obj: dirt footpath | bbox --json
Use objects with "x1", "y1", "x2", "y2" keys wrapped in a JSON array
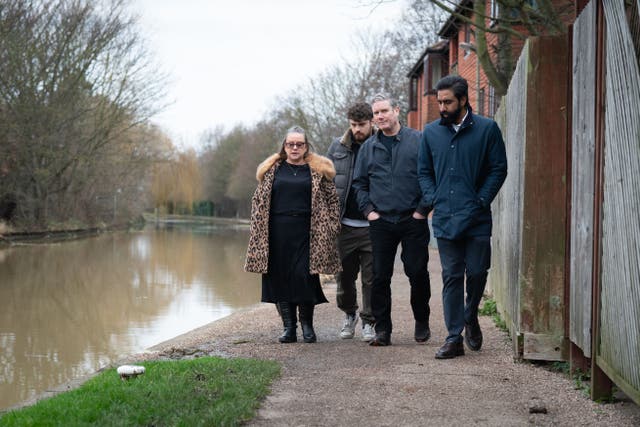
[{"x1": 150, "y1": 249, "x2": 640, "y2": 426}]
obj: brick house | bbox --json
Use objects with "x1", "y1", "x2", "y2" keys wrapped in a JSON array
[
  {"x1": 407, "y1": 0, "x2": 578, "y2": 130},
  {"x1": 407, "y1": 1, "x2": 505, "y2": 130},
  {"x1": 406, "y1": 40, "x2": 449, "y2": 130},
  {"x1": 438, "y1": 1, "x2": 511, "y2": 120}
]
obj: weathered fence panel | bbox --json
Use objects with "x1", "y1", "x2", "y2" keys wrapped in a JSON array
[
  {"x1": 490, "y1": 0, "x2": 640, "y2": 403},
  {"x1": 570, "y1": 0, "x2": 597, "y2": 356},
  {"x1": 520, "y1": 35, "x2": 569, "y2": 360},
  {"x1": 489, "y1": 45, "x2": 527, "y2": 353},
  {"x1": 598, "y1": 0, "x2": 640, "y2": 406},
  {"x1": 491, "y1": 35, "x2": 569, "y2": 360}
]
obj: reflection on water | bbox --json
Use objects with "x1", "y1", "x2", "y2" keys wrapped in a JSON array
[{"x1": 0, "y1": 224, "x2": 260, "y2": 410}]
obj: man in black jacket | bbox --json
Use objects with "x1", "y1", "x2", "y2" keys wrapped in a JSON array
[
  {"x1": 352, "y1": 93, "x2": 432, "y2": 346},
  {"x1": 327, "y1": 103, "x2": 376, "y2": 342}
]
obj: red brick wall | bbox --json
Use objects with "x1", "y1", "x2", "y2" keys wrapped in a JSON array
[
  {"x1": 423, "y1": 94, "x2": 440, "y2": 126},
  {"x1": 407, "y1": 63, "x2": 446, "y2": 130},
  {"x1": 449, "y1": 20, "x2": 497, "y2": 117},
  {"x1": 407, "y1": 111, "x2": 420, "y2": 130}
]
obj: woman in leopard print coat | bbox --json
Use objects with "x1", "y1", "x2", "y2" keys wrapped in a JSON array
[{"x1": 245, "y1": 126, "x2": 341, "y2": 344}]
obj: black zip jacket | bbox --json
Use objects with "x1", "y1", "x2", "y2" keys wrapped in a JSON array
[{"x1": 352, "y1": 126, "x2": 430, "y2": 223}]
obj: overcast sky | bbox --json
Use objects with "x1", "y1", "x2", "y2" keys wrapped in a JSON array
[{"x1": 133, "y1": 0, "x2": 406, "y2": 150}]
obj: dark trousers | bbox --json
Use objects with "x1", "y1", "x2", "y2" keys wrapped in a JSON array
[
  {"x1": 336, "y1": 225, "x2": 375, "y2": 325},
  {"x1": 437, "y1": 236, "x2": 491, "y2": 343},
  {"x1": 368, "y1": 217, "x2": 431, "y2": 335}
]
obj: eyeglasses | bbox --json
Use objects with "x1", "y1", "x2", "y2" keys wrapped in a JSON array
[{"x1": 285, "y1": 142, "x2": 306, "y2": 149}]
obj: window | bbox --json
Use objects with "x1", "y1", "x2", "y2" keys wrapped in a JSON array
[
  {"x1": 490, "y1": 0, "x2": 500, "y2": 27},
  {"x1": 490, "y1": 0, "x2": 499, "y2": 20},
  {"x1": 478, "y1": 88, "x2": 485, "y2": 116},
  {"x1": 463, "y1": 25, "x2": 472, "y2": 58},
  {"x1": 488, "y1": 85, "x2": 502, "y2": 118},
  {"x1": 431, "y1": 57, "x2": 442, "y2": 92},
  {"x1": 409, "y1": 77, "x2": 418, "y2": 111},
  {"x1": 424, "y1": 54, "x2": 447, "y2": 95},
  {"x1": 452, "y1": 35, "x2": 459, "y2": 63}
]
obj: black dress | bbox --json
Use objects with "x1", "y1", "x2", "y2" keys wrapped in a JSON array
[{"x1": 261, "y1": 162, "x2": 328, "y2": 305}]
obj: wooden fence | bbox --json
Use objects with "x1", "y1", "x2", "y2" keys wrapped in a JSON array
[
  {"x1": 597, "y1": 0, "x2": 640, "y2": 405},
  {"x1": 490, "y1": 0, "x2": 640, "y2": 405},
  {"x1": 490, "y1": 34, "x2": 569, "y2": 361},
  {"x1": 488, "y1": 46, "x2": 526, "y2": 354},
  {"x1": 570, "y1": 0, "x2": 596, "y2": 360}
]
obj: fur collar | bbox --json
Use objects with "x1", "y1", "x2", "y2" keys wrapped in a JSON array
[{"x1": 256, "y1": 152, "x2": 336, "y2": 181}]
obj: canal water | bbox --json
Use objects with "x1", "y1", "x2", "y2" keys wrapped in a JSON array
[{"x1": 0, "y1": 223, "x2": 261, "y2": 410}]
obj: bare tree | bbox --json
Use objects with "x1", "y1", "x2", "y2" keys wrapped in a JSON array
[
  {"x1": 270, "y1": 22, "x2": 439, "y2": 154},
  {"x1": 0, "y1": 0, "x2": 166, "y2": 228},
  {"x1": 198, "y1": 125, "x2": 247, "y2": 217},
  {"x1": 226, "y1": 121, "x2": 282, "y2": 218},
  {"x1": 193, "y1": 1, "x2": 447, "y2": 217}
]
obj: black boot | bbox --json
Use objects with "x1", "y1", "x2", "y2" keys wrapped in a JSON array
[
  {"x1": 277, "y1": 302, "x2": 297, "y2": 343},
  {"x1": 298, "y1": 304, "x2": 317, "y2": 343}
]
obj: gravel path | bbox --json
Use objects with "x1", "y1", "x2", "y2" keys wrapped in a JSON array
[{"x1": 148, "y1": 249, "x2": 640, "y2": 426}]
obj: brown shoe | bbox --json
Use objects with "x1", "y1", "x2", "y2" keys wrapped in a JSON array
[{"x1": 435, "y1": 341, "x2": 464, "y2": 359}]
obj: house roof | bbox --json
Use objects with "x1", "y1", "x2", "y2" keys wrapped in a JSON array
[
  {"x1": 438, "y1": 0, "x2": 473, "y2": 38},
  {"x1": 406, "y1": 40, "x2": 449, "y2": 78}
]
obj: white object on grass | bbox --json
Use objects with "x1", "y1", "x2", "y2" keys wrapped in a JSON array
[{"x1": 117, "y1": 365, "x2": 146, "y2": 380}]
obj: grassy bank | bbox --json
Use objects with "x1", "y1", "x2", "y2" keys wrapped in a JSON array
[{"x1": 1, "y1": 357, "x2": 280, "y2": 426}]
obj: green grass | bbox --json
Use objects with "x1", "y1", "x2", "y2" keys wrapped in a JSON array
[
  {"x1": 1, "y1": 357, "x2": 280, "y2": 427},
  {"x1": 549, "y1": 361, "x2": 571, "y2": 375},
  {"x1": 478, "y1": 296, "x2": 508, "y2": 332}
]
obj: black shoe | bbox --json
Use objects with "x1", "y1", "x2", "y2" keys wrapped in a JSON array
[
  {"x1": 299, "y1": 304, "x2": 317, "y2": 343},
  {"x1": 465, "y1": 322, "x2": 483, "y2": 351},
  {"x1": 300, "y1": 323, "x2": 316, "y2": 343},
  {"x1": 277, "y1": 302, "x2": 297, "y2": 343},
  {"x1": 435, "y1": 341, "x2": 465, "y2": 359},
  {"x1": 369, "y1": 331, "x2": 391, "y2": 346},
  {"x1": 414, "y1": 320, "x2": 431, "y2": 343},
  {"x1": 279, "y1": 328, "x2": 297, "y2": 343}
]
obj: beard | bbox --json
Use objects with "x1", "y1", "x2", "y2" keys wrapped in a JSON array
[
  {"x1": 353, "y1": 132, "x2": 367, "y2": 142},
  {"x1": 440, "y1": 105, "x2": 462, "y2": 126}
]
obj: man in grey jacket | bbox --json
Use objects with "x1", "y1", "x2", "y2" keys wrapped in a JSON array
[
  {"x1": 352, "y1": 93, "x2": 432, "y2": 346},
  {"x1": 327, "y1": 102, "x2": 376, "y2": 341}
]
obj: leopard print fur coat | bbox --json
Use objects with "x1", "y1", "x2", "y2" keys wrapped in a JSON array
[{"x1": 244, "y1": 152, "x2": 341, "y2": 275}]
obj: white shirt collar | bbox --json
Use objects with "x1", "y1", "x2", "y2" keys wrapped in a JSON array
[{"x1": 452, "y1": 108, "x2": 469, "y2": 132}]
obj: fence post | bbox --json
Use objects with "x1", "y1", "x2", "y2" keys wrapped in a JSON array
[{"x1": 590, "y1": 0, "x2": 612, "y2": 401}]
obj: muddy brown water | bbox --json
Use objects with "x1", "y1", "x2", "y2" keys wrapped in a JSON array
[{"x1": 0, "y1": 223, "x2": 260, "y2": 410}]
